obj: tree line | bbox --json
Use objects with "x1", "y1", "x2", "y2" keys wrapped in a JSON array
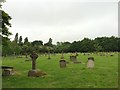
[{"x1": 2, "y1": 33, "x2": 120, "y2": 56}]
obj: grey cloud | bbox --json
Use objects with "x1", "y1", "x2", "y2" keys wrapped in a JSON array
[{"x1": 2, "y1": 0, "x2": 118, "y2": 44}]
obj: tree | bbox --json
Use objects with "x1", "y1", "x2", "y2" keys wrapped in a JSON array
[
  {"x1": 22, "y1": 45, "x2": 29, "y2": 58},
  {"x1": 14, "y1": 33, "x2": 18, "y2": 43},
  {"x1": 56, "y1": 42, "x2": 71, "y2": 53},
  {"x1": 0, "y1": 0, "x2": 12, "y2": 38},
  {"x1": 94, "y1": 43, "x2": 103, "y2": 52},
  {"x1": 11, "y1": 41, "x2": 22, "y2": 56},
  {"x1": 0, "y1": 1, "x2": 13, "y2": 56},
  {"x1": 68, "y1": 41, "x2": 80, "y2": 52},
  {"x1": 31, "y1": 40, "x2": 43, "y2": 46},
  {"x1": 0, "y1": 10, "x2": 12, "y2": 37},
  {"x1": 24, "y1": 37, "x2": 29, "y2": 45},
  {"x1": 18, "y1": 36, "x2": 23, "y2": 46},
  {"x1": 44, "y1": 38, "x2": 53, "y2": 47}
]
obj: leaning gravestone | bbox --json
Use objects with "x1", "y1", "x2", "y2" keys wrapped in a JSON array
[
  {"x1": 87, "y1": 57, "x2": 94, "y2": 68},
  {"x1": 59, "y1": 60, "x2": 66, "y2": 68}
]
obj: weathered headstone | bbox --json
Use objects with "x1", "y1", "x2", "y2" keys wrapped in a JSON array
[
  {"x1": 70, "y1": 55, "x2": 77, "y2": 61},
  {"x1": 28, "y1": 51, "x2": 38, "y2": 76},
  {"x1": 28, "y1": 51, "x2": 47, "y2": 77},
  {"x1": 30, "y1": 51, "x2": 38, "y2": 70},
  {"x1": 61, "y1": 52, "x2": 64, "y2": 59},
  {"x1": 48, "y1": 52, "x2": 51, "y2": 59},
  {"x1": 2, "y1": 66, "x2": 15, "y2": 76},
  {"x1": 87, "y1": 57, "x2": 94, "y2": 68},
  {"x1": 59, "y1": 60, "x2": 66, "y2": 68}
]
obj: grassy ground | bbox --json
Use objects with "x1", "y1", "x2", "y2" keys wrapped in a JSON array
[{"x1": 2, "y1": 53, "x2": 118, "y2": 88}]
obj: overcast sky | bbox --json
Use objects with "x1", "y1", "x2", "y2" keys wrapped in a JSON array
[{"x1": 2, "y1": 0, "x2": 118, "y2": 44}]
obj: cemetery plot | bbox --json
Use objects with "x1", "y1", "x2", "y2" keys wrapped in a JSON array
[{"x1": 2, "y1": 53, "x2": 118, "y2": 88}]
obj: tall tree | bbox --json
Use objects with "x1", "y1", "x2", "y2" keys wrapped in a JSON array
[
  {"x1": 0, "y1": 0, "x2": 13, "y2": 56},
  {"x1": 14, "y1": 33, "x2": 18, "y2": 43},
  {"x1": 18, "y1": 36, "x2": 23, "y2": 46},
  {"x1": 44, "y1": 38, "x2": 53, "y2": 47},
  {"x1": 0, "y1": 5, "x2": 12, "y2": 37},
  {"x1": 24, "y1": 37, "x2": 29, "y2": 45}
]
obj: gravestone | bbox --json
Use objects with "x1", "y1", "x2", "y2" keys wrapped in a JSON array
[
  {"x1": 59, "y1": 60, "x2": 66, "y2": 68},
  {"x1": 2, "y1": 66, "x2": 15, "y2": 76},
  {"x1": 2, "y1": 69, "x2": 14, "y2": 76},
  {"x1": 48, "y1": 52, "x2": 51, "y2": 59},
  {"x1": 87, "y1": 57, "x2": 94, "y2": 68},
  {"x1": 28, "y1": 51, "x2": 47, "y2": 77},
  {"x1": 70, "y1": 55, "x2": 77, "y2": 61},
  {"x1": 28, "y1": 51, "x2": 38, "y2": 76},
  {"x1": 30, "y1": 51, "x2": 38, "y2": 70},
  {"x1": 61, "y1": 52, "x2": 64, "y2": 59}
]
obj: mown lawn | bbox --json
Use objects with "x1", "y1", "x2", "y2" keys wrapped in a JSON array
[{"x1": 2, "y1": 53, "x2": 118, "y2": 88}]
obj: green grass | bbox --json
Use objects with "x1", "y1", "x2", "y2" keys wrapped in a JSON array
[{"x1": 2, "y1": 53, "x2": 118, "y2": 88}]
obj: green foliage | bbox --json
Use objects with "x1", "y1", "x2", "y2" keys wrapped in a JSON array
[
  {"x1": 54, "y1": 42, "x2": 71, "y2": 53},
  {"x1": 14, "y1": 33, "x2": 18, "y2": 43},
  {"x1": 44, "y1": 38, "x2": 53, "y2": 47},
  {"x1": 1, "y1": 10, "x2": 12, "y2": 37},
  {"x1": 31, "y1": 40, "x2": 43, "y2": 46},
  {"x1": 2, "y1": 36, "x2": 120, "y2": 56},
  {"x1": 24, "y1": 37, "x2": 29, "y2": 45},
  {"x1": 18, "y1": 36, "x2": 23, "y2": 46}
]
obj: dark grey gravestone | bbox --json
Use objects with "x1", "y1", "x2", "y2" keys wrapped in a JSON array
[
  {"x1": 70, "y1": 56, "x2": 77, "y2": 61},
  {"x1": 28, "y1": 51, "x2": 40, "y2": 77},
  {"x1": 59, "y1": 60, "x2": 66, "y2": 68}
]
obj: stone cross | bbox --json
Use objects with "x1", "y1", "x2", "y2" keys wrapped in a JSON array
[{"x1": 30, "y1": 51, "x2": 38, "y2": 70}]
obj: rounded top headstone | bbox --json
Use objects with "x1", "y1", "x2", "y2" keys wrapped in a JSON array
[{"x1": 59, "y1": 60, "x2": 66, "y2": 62}]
